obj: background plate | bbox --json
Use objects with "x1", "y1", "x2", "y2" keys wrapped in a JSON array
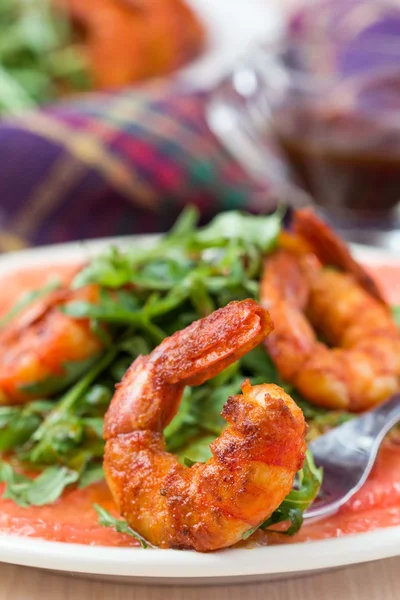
[{"x1": 0, "y1": 237, "x2": 398, "y2": 585}]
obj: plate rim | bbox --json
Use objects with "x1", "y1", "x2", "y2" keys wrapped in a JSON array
[
  {"x1": 0, "y1": 526, "x2": 398, "y2": 578},
  {"x1": 0, "y1": 234, "x2": 399, "y2": 267},
  {"x1": 0, "y1": 235, "x2": 399, "y2": 579}
]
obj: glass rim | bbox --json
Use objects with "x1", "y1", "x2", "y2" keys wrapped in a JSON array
[
  {"x1": 257, "y1": 33, "x2": 400, "y2": 60},
  {"x1": 288, "y1": 0, "x2": 400, "y2": 50},
  {"x1": 229, "y1": 42, "x2": 400, "y2": 121},
  {"x1": 238, "y1": 35, "x2": 400, "y2": 95}
]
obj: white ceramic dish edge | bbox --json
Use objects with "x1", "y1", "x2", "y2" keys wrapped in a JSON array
[{"x1": 0, "y1": 526, "x2": 398, "y2": 580}]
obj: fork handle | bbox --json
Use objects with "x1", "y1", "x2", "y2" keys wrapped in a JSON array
[{"x1": 357, "y1": 391, "x2": 400, "y2": 439}]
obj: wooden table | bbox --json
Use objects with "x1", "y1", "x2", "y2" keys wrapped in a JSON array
[{"x1": 0, "y1": 557, "x2": 398, "y2": 600}]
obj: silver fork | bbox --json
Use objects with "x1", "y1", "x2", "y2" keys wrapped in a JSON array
[{"x1": 305, "y1": 393, "x2": 400, "y2": 519}]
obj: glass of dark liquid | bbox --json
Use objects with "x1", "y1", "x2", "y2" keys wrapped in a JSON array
[{"x1": 208, "y1": 6, "x2": 400, "y2": 247}]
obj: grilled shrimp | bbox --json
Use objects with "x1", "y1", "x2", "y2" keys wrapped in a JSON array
[
  {"x1": 292, "y1": 208, "x2": 385, "y2": 303},
  {"x1": 0, "y1": 286, "x2": 103, "y2": 405},
  {"x1": 103, "y1": 299, "x2": 306, "y2": 551},
  {"x1": 262, "y1": 211, "x2": 400, "y2": 411}
]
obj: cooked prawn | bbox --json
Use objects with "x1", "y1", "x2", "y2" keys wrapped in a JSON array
[
  {"x1": 292, "y1": 208, "x2": 385, "y2": 303},
  {"x1": 261, "y1": 211, "x2": 400, "y2": 411},
  {"x1": 0, "y1": 286, "x2": 103, "y2": 406},
  {"x1": 103, "y1": 299, "x2": 306, "y2": 551}
]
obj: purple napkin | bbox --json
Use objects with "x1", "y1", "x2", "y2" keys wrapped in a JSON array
[{"x1": 0, "y1": 83, "x2": 266, "y2": 251}]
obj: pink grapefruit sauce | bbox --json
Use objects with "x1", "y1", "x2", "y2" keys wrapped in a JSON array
[{"x1": 0, "y1": 263, "x2": 399, "y2": 548}]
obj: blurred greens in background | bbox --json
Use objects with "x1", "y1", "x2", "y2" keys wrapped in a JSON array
[{"x1": 0, "y1": 0, "x2": 91, "y2": 116}]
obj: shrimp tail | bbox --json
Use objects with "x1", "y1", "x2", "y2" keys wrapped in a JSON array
[
  {"x1": 104, "y1": 299, "x2": 273, "y2": 438},
  {"x1": 293, "y1": 208, "x2": 386, "y2": 304}
]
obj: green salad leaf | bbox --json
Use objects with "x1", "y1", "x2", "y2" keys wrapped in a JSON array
[
  {"x1": 0, "y1": 401, "x2": 53, "y2": 452},
  {"x1": 258, "y1": 507, "x2": 304, "y2": 537},
  {"x1": 194, "y1": 210, "x2": 282, "y2": 253},
  {"x1": 392, "y1": 305, "x2": 400, "y2": 328},
  {"x1": 0, "y1": 277, "x2": 60, "y2": 328},
  {"x1": 0, "y1": 462, "x2": 78, "y2": 507},
  {"x1": 93, "y1": 504, "x2": 149, "y2": 548},
  {"x1": 242, "y1": 451, "x2": 323, "y2": 540},
  {"x1": 281, "y1": 451, "x2": 323, "y2": 513},
  {"x1": 0, "y1": 0, "x2": 91, "y2": 116},
  {"x1": 78, "y1": 464, "x2": 104, "y2": 489},
  {"x1": 19, "y1": 356, "x2": 101, "y2": 397}
]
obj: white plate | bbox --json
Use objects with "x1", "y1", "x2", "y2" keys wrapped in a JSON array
[
  {"x1": 176, "y1": 0, "x2": 284, "y2": 89},
  {"x1": 0, "y1": 237, "x2": 399, "y2": 585}
]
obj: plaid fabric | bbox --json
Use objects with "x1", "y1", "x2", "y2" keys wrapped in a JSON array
[{"x1": 0, "y1": 83, "x2": 268, "y2": 250}]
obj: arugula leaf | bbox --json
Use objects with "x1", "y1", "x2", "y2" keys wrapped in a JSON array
[
  {"x1": 281, "y1": 451, "x2": 323, "y2": 512},
  {"x1": 188, "y1": 277, "x2": 215, "y2": 317},
  {"x1": 27, "y1": 414, "x2": 85, "y2": 464},
  {"x1": 0, "y1": 0, "x2": 91, "y2": 116},
  {"x1": 72, "y1": 209, "x2": 279, "y2": 298},
  {"x1": 19, "y1": 356, "x2": 100, "y2": 397},
  {"x1": 73, "y1": 247, "x2": 134, "y2": 289},
  {"x1": 0, "y1": 277, "x2": 60, "y2": 327},
  {"x1": 242, "y1": 451, "x2": 323, "y2": 540},
  {"x1": 392, "y1": 305, "x2": 400, "y2": 328},
  {"x1": 241, "y1": 526, "x2": 259, "y2": 540},
  {"x1": 78, "y1": 384, "x2": 113, "y2": 413},
  {"x1": 84, "y1": 418, "x2": 104, "y2": 438},
  {"x1": 25, "y1": 466, "x2": 79, "y2": 506},
  {"x1": 189, "y1": 380, "x2": 242, "y2": 436},
  {"x1": 0, "y1": 462, "x2": 32, "y2": 507},
  {"x1": 259, "y1": 506, "x2": 304, "y2": 536},
  {"x1": 62, "y1": 290, "x2": 174, "y2": 343},
  {"x1": 0, "y1": 462, "x2": 78, "y2": 507},
  {"x1": 241, "y1": 347, "x2": 280, "y2": 381},
  {"x1": 90, "y1": 319, "x2": 113, "y2": 347},
  {"x1": 178, "y1": 435, "x2": 215, "y2": 464},
  {"x1": 65, "y1": 443, "x2": 104, "y2": 473},
  {"x1": 35, "y1": 350, "x2": 117, "y2": 433},
  {"x1": 61, "y1": 300, "x2": 136, "y2": 324},
  {"x1": 167, "y1": 205, "x2": 199, "y2": 241},
  {"x1": 165, "y1": 424, "x2": 201, "y2": 454},
  {"x1": 78, "y1": 463, "x2": 104, "y2": 488},
  {"x1": 195, "y1": 211, "x2": 282, "y2": 253},
  {"x1": 210, "y1": 361, "x2": 239, "y2": 388},
  {"x1": 118, "y1": 336, "x2": 151, "y2": 358},
  {"x1": 25, "y1": 349, "x2": 117, "y2": 464},
  {"x1": 164, "y1": 389, "x2": 192, "y2": 441},
  {"x1": 257, "y1": 451, "x2": 322, "y2": 538},
  {"x1": 93, "y1": 504, "x2": 148, "y2": 548},
  {"x1": 0, "y1": 407, "x2": 20, "y2": 429},
  {"x1": 141, "y1": 287, "x2": 189, "y2": 319},
  {"x1": 0, "y1": 401, "x2": 53, "y2": 452}
]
